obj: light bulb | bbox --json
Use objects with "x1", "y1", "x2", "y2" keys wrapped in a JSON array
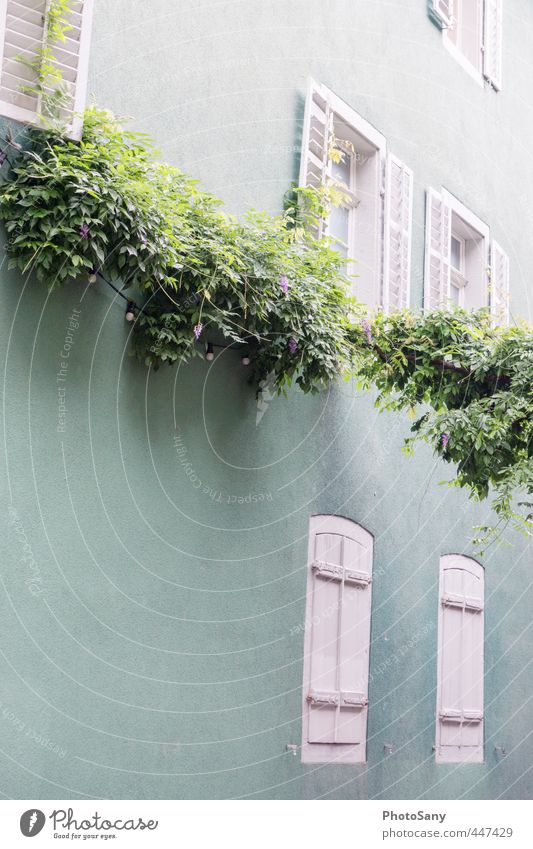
[
  {"x1": 88, "y1": 273, "x2": 97, "y2": 284},
  {"x1": 205, "y1": 343, "x2": 214, "y2": 361},
  {"x1": 125, "y1": 301, "x2": 136, "y2": 322},
  {"x1": 241, "y1": 355, "x2": 251, "y2": 366}
]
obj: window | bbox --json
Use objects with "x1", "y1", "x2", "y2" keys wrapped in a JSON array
[
  {"x1": 424, "y1": 188, "x2": 509, "y2": 323},
  {"x1": 300, "y1": 80, "x2": 413, "y2": 311},
  {"x1": 0, "y1": 0, "x2": 95, "y2": 139},
  {"x1": 301, "y1": 515, "x2": 373, "y2": 764},
  {"x1": 436, "y1": 555, "x2": 484, "y2": 763},
  {"x1": 431, "y1": 0, "x2": 503, "y2": 89}
]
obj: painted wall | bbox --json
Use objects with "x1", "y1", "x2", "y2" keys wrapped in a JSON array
[{"x1": 0, "y1": 0, "x2": 531, "y2": 799}]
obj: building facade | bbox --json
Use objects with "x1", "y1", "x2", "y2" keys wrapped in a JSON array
[{"x1": 0, "y1": 0, "x2": 531, "y2": 799}]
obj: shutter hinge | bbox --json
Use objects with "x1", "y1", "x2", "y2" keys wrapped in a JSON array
[
  {"x1": 340, "y1": 691, "x2": 368, "y2": 708},
  {"x1": 308, "y1": 690, "x2": 367, "y2": 708},
  {"x1": 312, "y1": 560, "x2": 371, "y2": 586},
  {"x1": 307, "y1": 690, "x2": 339, "y2": 706},
  {"x1": 440, "y1": 709, "x2": 483, "y2": 723},
  {"x1": 312, "y1": 560, "x2": 343, "y2": 581},
  {"x1": 442, "y1": 594, "x2": 483, "y2": 612}
]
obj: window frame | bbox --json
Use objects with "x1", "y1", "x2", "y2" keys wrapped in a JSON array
[{"x1": 442, "y1": 0, "x2": 485, "y2": 87}]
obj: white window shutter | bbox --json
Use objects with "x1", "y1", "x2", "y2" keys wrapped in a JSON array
[
  {"x1": 299, "y1": 79, "x2": 331, "y2": 238},
  {"x1": 490, "y1": 240, "x2": 510, "y2": 326},
  {"x1": 436, "y1": 555, "x2": 484, "y2": 764},
  {"x1": 383, "y1": 154, "x2": 413, "y2": 312},
  {"x1": 301, "y1": 515, "x2": 373, "y2": 764},
  {"x1": 299, "y1": 78, "x2": 330, "y2": 190},
  {"x1": 424, "y1": 189, "x2": 451, "y2": 310},
  {"x1": 483, "y1": 0, "x2": 503, "y2": 90},
  {"x1": 431, "y1": 0, "x2": 455, "y2": 28},
  {"x1": 0, "y1": 0, "x2": 94, "y2": 139}
]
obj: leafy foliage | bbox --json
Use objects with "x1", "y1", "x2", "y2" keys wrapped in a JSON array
[
  {"x1": 0, "y1": 107, "x2": 531, "y2": 540},
  {"x1": 352, "y1": 309, "x2": 533, "y2": 542},
  {"x1": 0, "y1": 108, "x2": 359, "y2": 395}
]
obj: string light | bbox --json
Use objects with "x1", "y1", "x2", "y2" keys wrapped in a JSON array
[
  {"x1": 241, "y1": 355, "x2": 251, "y2": 366},
  {"x1": 125, "y1": 301, "x2": 136, "y2": 322},
  {"x1": 205, "y1": 342, "x2": 214, "y2": 361}
]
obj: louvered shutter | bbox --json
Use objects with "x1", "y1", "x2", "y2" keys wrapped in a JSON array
[
  {"x1": 302, "y1": 515, "x2": 373, "y2": 764},
  {"x1": 483, "y1": 0, "x2": 503, "y2": 90},
  {"x1": 383, "y1": 154, "x2": 413, "y2": 312},
  {"x1": 489, "y1": 240, "x2": 509, "y2": 326},
  {"x1": 424, "y1": 189, "x2": 451, "y2": 310},
  {"x1": 436, "y1": 555, "x2": 484, "y2": 764},
  {"x1": 430, "y1": 0, "x2": 454, "y2": 28},
  {"x1": 299, "y1": 79, "x2": 331, "y2": 238},
  {"x1": 0, "y1": 0, "x2": 94, "y2": 139}
]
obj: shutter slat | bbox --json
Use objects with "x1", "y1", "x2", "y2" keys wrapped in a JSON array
[
  {"x1": 490, "y1": 240, "x2": 509, "y2": 326},
  {"x1": 0, "y1": 0, "x2": 94, "y2": 138},
  {"x1": 383, "y1": 154, "x2": 413, "y2": 312},
  {"x1": 299, "y1": 79, "x2": 331, "y2": 236},
  {"x1": 483, "y1": 0, "x2": 503, "y2": 90},
  {"x1": 424, "y1": 189, "x2": 451, "y2": 310}
]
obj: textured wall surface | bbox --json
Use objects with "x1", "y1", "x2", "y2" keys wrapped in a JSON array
[{"x1": 0, "y1": 0, "x2": 531, "y2": 799}]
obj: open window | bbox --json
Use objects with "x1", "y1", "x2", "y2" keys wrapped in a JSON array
[
  {"x1": 436, "y1": 554, "x2": 484, "y2": 763},
  {"x1": 301, "y1": 514, "x2": 373, "y2": 764},
  {"x1": 0, "y1": 0, "x2": 95, "y2": 139},
  {"x1": 431, "y1": 0, "x2": 503, "y2": 90},
  {"x1": 299, "y1": 80, "x2": 413, "y2": 311},
  {"x1": 424, "y1": 188, "x2": 509, "y2": 322}
]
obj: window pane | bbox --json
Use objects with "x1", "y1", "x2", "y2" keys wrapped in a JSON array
[
  {"x1": 451, "y1": 235, "x2": 462, "y2": 269},
  {"x1": 331, "y1": 153, "x2": 351, "y2": 186},
  {"x1": 329, "y1": 203, "x2": 350, "y2": 245}
]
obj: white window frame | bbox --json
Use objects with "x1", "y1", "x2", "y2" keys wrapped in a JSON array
[
  {"x1": 299, "y1": 79, "x2": 413, "y2": 312},
  {"x1": 425, "y1": 187, "x2": 491, "y2": 311},
  {"x1": 301, "y1": 514, "x2": 373, "y2": 765},
  {"x1": 444, "y1": 189, "x2": 490, "y2": 310},
  {"x1": 438, "y1": 0, "x2": 503, "y2": 90},
  {"x1": 436, "y1": 554, "x2": 484, "y2": 764},
  {"x1": 442, "y1": 0, "x2": 485, "y2": 87}
]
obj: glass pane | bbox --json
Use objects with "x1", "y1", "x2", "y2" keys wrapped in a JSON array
[
  {"x1": 329, "y1": 203, "x2": 350, "y2": 245},
  {"x1": 450, "y1": 282, "x2": 460, "y2": 304},
  {"x1": 451, "y1": 235, "x2": 462, "y2": 270},
  {"x1": 331, "y1": 153, "x2": 351, "y2": 186}
]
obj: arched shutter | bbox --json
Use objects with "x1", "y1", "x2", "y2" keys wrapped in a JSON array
[
  {"x1": 489, "y1": 240, "x2": 509, "y2": 326},
  {"x1": 436, "y1": 555, "x2": 484, "y2": 763},
  {"x1": 383, "y1": 154, "x2": 413, "y2": 311},
  {"x1": 424, "y1": 189, "x2": 451, "y2": 310},
  {"x1": 302, "y1": 515, "x2": 373, "y2": 764},
  {"x1": 0, "y1": 0, "x2": 94, "y2": 139},
  {"x1": 483, "y1": 0, "x2": 503, "y2": 90}
]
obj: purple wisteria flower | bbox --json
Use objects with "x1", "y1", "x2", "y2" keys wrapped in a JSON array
[
  {"x1": 440, "y1": 433, "x2": 449, "y2": 449},
  {"x1": 193, "y1": 322, "x2": 203, "y2": 340},
  {"x1": 279, "y1": 274, "x2": 289, "y2": 295},
  {"x1": 287, "y1": 337, "x2": 298, "y2": 354},
  {"x1": 361, "y1": 319, "x2": 373, "y2": 345},
  {"x1": 79, "y1": 223, "x2": 90, "y2": 240},
  {"x1": 0, "y1": 150, "x2": 7, "y2": 166}
]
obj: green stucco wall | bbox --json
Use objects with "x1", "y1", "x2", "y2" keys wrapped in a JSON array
[{"x1": 0, "y1": 0, "x2": 531, "y2": 799}]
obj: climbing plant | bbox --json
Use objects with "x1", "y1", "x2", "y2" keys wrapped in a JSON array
[
  {"x1": 19, "y1": 0, "x2": 76, "y2": 130},
  {"x1": 0, "y1": 107, "x2": 531, "y2": 542}
]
